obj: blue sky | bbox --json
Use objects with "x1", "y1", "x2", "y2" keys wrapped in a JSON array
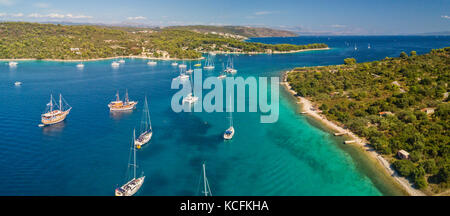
[{"x1": 0, "y1": 0, "x2": 449, "y2": 35}]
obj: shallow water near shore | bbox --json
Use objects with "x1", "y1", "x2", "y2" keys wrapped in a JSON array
[{"x1": 0, "y1": 36, "x2": 448, "y2": 195}]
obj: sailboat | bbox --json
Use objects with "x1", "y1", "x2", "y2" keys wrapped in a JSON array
[
  {"x1": 118, "y1": 58, "x2": 125, "y2": 64},
  {"x1": 41, "y1": 94, "x2": 72, "y2": 126},
  {"x1": 171, "y1": 62, "x2": 178, "y2": 66},
  {"x1": 368, "y1": 43, "x2": 371, "y2": 49},
  {"x1": 135, "y1": 97, "x2": 152, "y2": 149},
  {"x1": 147, "y1": 61, "x2": 157, "y2": 66},
  {"x1": 174, "y1": 68, "x2": 190, "y2": 80},
  {"x1": 182, "y1": 77, "x2": 199, "y2": 104},
  {"x1": 186, "y1": 63, "x2": 194, "y2": 74},
  {"x1": 217, "y1": 63, "x2": 226, "y2": 79},
  {"x1": 223, "y1": 97, "x2": 235, "y2": 140},
  {"x1": 203, "y1": 55, "x2": 215, "y2": 69},
  {"x1": 8, "y1": 61, "x2": 18, "y2": 67},
  {"x1": 111, "y1": 61, "x2": 120, "y2": 67},
  {"x1": 224, "y1": 56, "x2": 237, "y2": 73},
  {"x1": 178, "y1": 61, "x2": 187, "y2": 68},
  {"x1": 108, "y1": 90, "x2": 138, "y2": 111},
  {"x1": 354, "y1": 44, "x2": 358, "y2": 51},
  {"x1": 200, "y1": 162, "x2": 212, "y2": 196},
  {"x1": 76, "y1": 61, "x2": 84, "y2": 68},
  {"x1": 115, "y1": 129, "x2": 145, "y2": 196}
]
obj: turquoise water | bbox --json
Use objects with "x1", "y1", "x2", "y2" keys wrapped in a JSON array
[{"x1": 0, "y1": 36, "x2": 448, "y2": 195}]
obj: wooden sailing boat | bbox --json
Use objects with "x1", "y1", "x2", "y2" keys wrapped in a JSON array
[
  {"x1": 40, "y1": 94, "x2": 72, "y2": 126},
  {"x1": 223, "y1": 97, "x2": 234, "y2": 140},
  {"x1": 108, "y1": 90, "x2": 138, "y2": 111},
  {"x1": 135, "y1": 97, "x2": 152, "y2": 149},
  {"x1": 115, "y1": 129, "x2": 145, "y2": 196},
  {"x1": 200, "y1": 162, "x2": 212, "y2": 196}
]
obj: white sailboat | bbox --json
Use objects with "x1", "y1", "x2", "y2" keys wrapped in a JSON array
[
  {"x1": 368, "y1": 43, "x2": 371, "y2": 49},
  {"x1": 174, "y1": 68, "x2": 190, "y2": 80},
  {"x1": 178, "y1": 61, "x2": 187, "y2": 68},
  {"x1": 118, "y1": 59, "x2": 125, "y2": 64},
  {"x1": 8, "y1": 61, "x2": 18, "y2": 67},
  {"x1": 186, "y1": 63, "x2": 194, "y2": 74},
  {"x1": 354, "y1": 44, "x2": 358, "y2": 51},
  {"x1": 224, "y1": 56, "x2": 237, "y2": 73},
  {"x1": 111, "y1": 61, "x2": 120, "y2": 67},
  {"x1": 14, "y1": 81, "x2": 22, "y2": 86},
  {"x1": 76, "y1": 61, "x2": 84, "y2": 68},
  {"x1": 115, "y1": 129, "x2": 145, "y2": 196},
  {"x1": 217, "y1": 63, "x2": 226, "y2": 79},
  {"x1": 135, "y1": 97, "x2": 152, "y2": 149},
  {"x1": 200, "y1": 162, "x2": 212, "y2": 196},
  {"x1": 147, "y1": 61, "x2": 157, "y2": 65},
  {"x1": 223, "y1": 98, "x2": 234, "y2": 140},
  {"x1": 203, "y1": 55, "x2": 215, "y2": 69},
  {"x1": 171, "y1": 62, "x2": 178, "y2": 66},
  {"x1": 182, "y1": 77, "x2": 198, "y2": 104}
]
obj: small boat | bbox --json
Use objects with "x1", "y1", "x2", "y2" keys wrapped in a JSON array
[
  {"x1": 8, "y1": 61, "x2": 18, "y2": 67},
  {"x1": 200, "y1": 162, "x2": 212, "y2": 196},
  {"x1": 41, "y1": 94, "x2": 72, "y2": 126},
  {"x1": 209, "y1": 52, "x2": 216, "y2": 56},
  {"x1": 111, "y1": 61, "x2": 120, "y2": 67},
  {"x1": 108, "y1": 90, "x2": 138, "y2": 111},
  {"x1": 174, "y1": 68, "x2": 190, "y2": 80},
  {"x1": 135, "y1": 97, "x2": 152, "y2": 149},
  {"x1": 186, "y1": 69, "x2": 194, "y2": 74},
  {"x1": 354, "y1": 44, "x2": 358, "y2": 51},
  {"x1": 14, "y1": 81, "x2": 22, "y2": 86},
  {"x1": 171, "y1": 62, "x2": 178, "y2": 66},
  {"x1": 368, "y1": 43, "x2": 371, "y2": 49},
  {"x1": 118, "y1": 59, "x2": 125, "y2": 64},
  {"x1": 115, "y1": 130, "x2": 145, "y2": 196},
  {"x1": 147, "y1": 61, "x2": 157, "y2": 65},
  {"x1": 182, "y1": 93, "x2": 199, "y2": 105},
  {"x1": 217, "y1": 74, "x2": 226, "y2": 79},
  {"x1": 76, "y1": 63, "x2": 84, "y2": 68},
  {"x1": 223, "y1": 98, "x2": 235, "y2": 140},
  {"x1": 194, "y1": 63, "x2": 201, "y2": 67}
]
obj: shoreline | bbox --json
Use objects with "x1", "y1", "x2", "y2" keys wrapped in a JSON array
[
  {"x1": 0, "y1": 48, "x2": 330, "y2": 63},
  {"x1": 281, "y1": 70, "x2": 426, "y2": 196},
  {"x1": 0, "y1": 55, "x2": 204, "y2": 62},
  {"x1": 204, "y1": 47, "x2": 330, "y2": 55}
]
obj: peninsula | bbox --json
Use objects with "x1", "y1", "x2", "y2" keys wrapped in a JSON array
[
  {"x1": 0, "y1": 22, "x2": 327, "y2": 61},
  {"x1": 285, "y1": 48, "x2": 449, "y2": 195}
]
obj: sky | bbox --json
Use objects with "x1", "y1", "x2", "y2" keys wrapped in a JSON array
[{"x1": 0, "y1": 0, "x2": 449, "y2": 35}]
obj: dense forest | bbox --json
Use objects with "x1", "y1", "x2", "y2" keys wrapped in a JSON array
[
  {"x1": 0, "y1": 22, "x2": 327, "y2": 60},
  {"x1": 287, "y1": 48, "x2": 449, "y2": 193}
]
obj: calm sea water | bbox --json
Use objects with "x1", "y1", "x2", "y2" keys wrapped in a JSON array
[{"x1": 0, "y1": 36, "x2": 448, "y2": 196}]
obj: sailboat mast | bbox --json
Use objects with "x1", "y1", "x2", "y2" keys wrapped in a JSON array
[
  {"x1": 133, "y1": 129, "x2": 136, "y2": 180},
  {"x1": 203, "y1": 163, "x2": 207, "y2": 196},
  {"x1": 50, "y1": 94, "x2": 53, "y2": 112},
  {"x1": 116, "y1": 91, "x2": 120, "y2": 102},
  {"x1": 125, "y1": 89, "x2": 129, "y2": 103},
  {"x1": 59, "y1": 94, "x2": 62, "y2": 111}
]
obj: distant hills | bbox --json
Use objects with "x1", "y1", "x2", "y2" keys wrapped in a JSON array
[
  {"x1": 417, "y1": 31, "x2": 450, "y2": 36},
  {"x1": 164, "y1": 25, "x2": 299, "y2": 38}
]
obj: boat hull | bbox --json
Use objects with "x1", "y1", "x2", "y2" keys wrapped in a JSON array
[
  {"x1": 41, "y1": 109, "x2": 71, "y2": 125},
  {"x1": 223, "y1": 127, "x2": 235, "y2": 140},
  {"x1": 135, "y1": 131, "x2": 152, "y2": 148},
  {"x1": 108, "y1": 102, "x2": 137, "y2": 111},
  {"x1": 115, "y1": 176, "x2": 145, "y2": 196}
]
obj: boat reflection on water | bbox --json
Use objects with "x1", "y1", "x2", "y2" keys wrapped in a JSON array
[
  {"x1": 41, "y1": 121, "x2": 66, "y2": 136},
  {"x1": 109, "y1": 109, "x2": 133, "y2": 120}
]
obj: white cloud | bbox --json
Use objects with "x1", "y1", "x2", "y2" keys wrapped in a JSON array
[
  {"x1": 331, "y1": 24, "x2": 346, "y2": 28},
  {"x1": 34, "y1": 2, "x2": 50, "y2": 8},
  {"x1": 0, "y1": 13, "x2": 7, "y2": 17},
  {"x1": 127, "y1": 16, "x2": 147, "y2": 20},
  {"x1": 11, "y1": 13, "x2": 23, "y2": 17},
  {"x1": 254, "y1": 11, "x2": 276, "y2": 16},
  {"x1": 441, "y1": 15, "x2": 450, "y2": 19},
  {"x1": 28, "y1": 13, "x2": 93, "y2": 19},
  {"x1": 0, "y1": 0, "x2": 15, "y2": 6}
]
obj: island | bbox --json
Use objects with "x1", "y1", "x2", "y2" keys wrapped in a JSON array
[
  {"x1": 285, "y1": 48, "x2": 449, "y2": 195},
  {"x1": 0, "y1": 22, "x2": 328, "y2": 61}
]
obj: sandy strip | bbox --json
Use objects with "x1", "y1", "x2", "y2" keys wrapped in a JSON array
[{"x1": 282, "y1": 70, "x2": 426, "y2": 196}]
